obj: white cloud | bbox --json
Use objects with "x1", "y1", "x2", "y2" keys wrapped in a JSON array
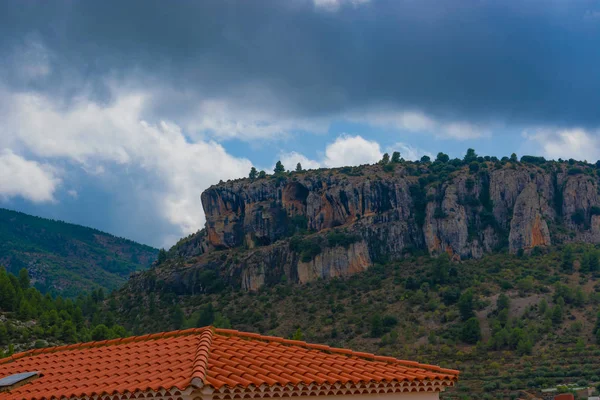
[
  {"x1": 184, "y1": 99, "x2": 329, "y2": 141},
  {"x1": 357, "y1": 110, "x2": 437, "y2": 132},
  {"x1": 0, "y1": 150, "x2": 60, "y2": 203},
  {"x1": 279, "y1": 134, "x2": 382, "y2": 170},
  {"x1": 584, "y1": 10, "x2": 600, "y2": 20},
  {"x1": 8, "y1": 36, "x2": 52, "y2": 82},
  {"x1": 67, "y1": 189, "x2": 78, "y2": 199},
  {"x1": 279, "y1": 151, "x2": 322, "y2": 171},
  {"x1": 0, "y1": 85, "x2": 252, "y2": 244},
  {"x1": 323, "y1": 135, "x2": 382, "y2": 167},
  {"x1": 523, "y1": 128, "x2": 600, "y2": 161},
  {"x1": 313, "y1": 0, "x2": 370, "y2": 12},
  {"x1": 442, "y1": 122, "x2": 489, "y2": 140},
  {"x1": 353, "y1": 109, "x2": 490, "y2": 140},
  {"x1": 386, "y1": 143, "x2": 434, "y2": 161}
]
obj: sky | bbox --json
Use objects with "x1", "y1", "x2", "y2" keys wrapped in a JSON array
[{"x1": 1, "y1": 0, "x2": 600, "y2": 248}]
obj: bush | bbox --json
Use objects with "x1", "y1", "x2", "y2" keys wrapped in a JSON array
[
  {"x1": 326, "y1": 231, "x2": 360, "y2": 248},
  {"x1": 290, "y1": 236, "x2": 322, "y2": 262},
  {"x1": 460, "y1": 317, "x2": 481, "y2": 344},
  {"x1": 520, "y1": 155, "x2": 546, "y2": 164},
  {"x1": 433, "y1": 207, "x2": 447, "y2": 219},
  {"x1": 572, "y1": 209, "x2": 586, "y2": 226},
  {"x1": 568, "y1": 167, "x2": 583, "y2": 175}
]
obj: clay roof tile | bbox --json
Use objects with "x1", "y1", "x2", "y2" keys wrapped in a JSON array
[{"x1": 0, "y1": 327, "x2": 458, "y2": 400}]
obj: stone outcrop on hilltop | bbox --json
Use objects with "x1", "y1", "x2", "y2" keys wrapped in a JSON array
[{"x1": 129, "y1": 160, "x2": 600, "y2": 293}]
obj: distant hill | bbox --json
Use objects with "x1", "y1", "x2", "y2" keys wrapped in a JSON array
[{"x1": 0, "y1": 208, "x2": 158, "y2": 296}]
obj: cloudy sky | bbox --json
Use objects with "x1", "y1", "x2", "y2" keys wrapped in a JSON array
[{"x1": 1, "y1": 0, "x2": 600, "y2": 248}]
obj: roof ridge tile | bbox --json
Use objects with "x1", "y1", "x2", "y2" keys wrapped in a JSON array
[{"x1": 190, "y1": 327, "x2": 215, "y2": 387}]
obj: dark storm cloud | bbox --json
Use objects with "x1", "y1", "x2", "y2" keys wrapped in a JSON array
[{"x1": 1, "y1": 0, "x2": 600, "y2": 128}]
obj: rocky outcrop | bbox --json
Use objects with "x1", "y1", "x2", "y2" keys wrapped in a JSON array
[
  {"x1": 508, "y1": 183, "x2": 551, "y2": 252},
  {"x1": 133, "y1": 161, "x2": 600, "y2": 292}
]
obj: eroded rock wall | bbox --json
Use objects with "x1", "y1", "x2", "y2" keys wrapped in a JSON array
[{"x1": 136, "y1": 162, "x2": 600, "y2": 292}]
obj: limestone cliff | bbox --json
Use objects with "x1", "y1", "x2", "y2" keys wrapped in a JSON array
[{"x1": 131, "y1": 159, "x2": 600, "y2": 292}]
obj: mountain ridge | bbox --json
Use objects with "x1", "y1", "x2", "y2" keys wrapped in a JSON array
[
  {"x1": 0, "y1": 207, "x2": 158, "y2": 296},
  {"x1": 131, "y1": 154, "x2": 600, "y2": 294}
]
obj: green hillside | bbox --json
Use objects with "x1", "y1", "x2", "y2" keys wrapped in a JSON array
[
  {"x1": 0, "y1": 208, "x2": 158, "y2": 296},
  {"x1": 0, "y1": 267, "x2": 127, "y2": 357},
  {"x1": 113, "y1": 243, "x2": 600, "y2": 399}
]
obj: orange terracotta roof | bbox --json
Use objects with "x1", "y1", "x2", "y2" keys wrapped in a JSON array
[{"x1": 0, "y1": 327, "x2": 459, "y2": 400}]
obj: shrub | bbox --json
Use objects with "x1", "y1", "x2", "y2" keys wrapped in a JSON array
[
  {"x1": 571, "y1": 209, "x2": 586, "y2": 226},
  {"x1": 568, "y1": 167, "x2": 583, "y2": 175},
  {"x1": 290, "y1": 236, "x2": 322, "y2": 262},
  {"x1": 326, "y1": 231, "x2": 360, "y2": 248},
  {"x1": 460, "y1": 317, "x2": 481, "y2": 344},
  {"x1": 433, "y1": 207, "x2": 447, "y2": 219},
  {"x1": 520, "y1": 155, "x2": 547, "y2": 164}
]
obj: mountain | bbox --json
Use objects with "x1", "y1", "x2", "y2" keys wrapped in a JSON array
[
  {"x1": 115, "y1": 243, "x2": 600, "y2": 399},
  {"x1": 113, "y1": 154, "x2": 600, "y2": 398},
  {"x1": 0, "y1": 208, "x2": 158, "y2": 296},
  {"x1": 129, "y1": 154, "x2": 600, "y2": 294}
]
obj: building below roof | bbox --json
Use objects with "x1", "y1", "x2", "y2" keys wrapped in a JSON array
[{"x1": 0, "y1": 327, "x2": 459, "y2": 400}]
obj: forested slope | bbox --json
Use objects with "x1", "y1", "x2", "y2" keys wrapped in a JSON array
[{"x1": 0, "y1": 208, "x2": 158, "y2": 296}]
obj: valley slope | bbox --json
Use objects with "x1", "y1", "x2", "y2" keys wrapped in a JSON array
[{"x1": 0, "y1": 208, "x2": 158, "y2": 296}]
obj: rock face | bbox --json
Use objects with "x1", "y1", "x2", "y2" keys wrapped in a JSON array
[
  {"x1": 134, "y1": 161, "x2": 600, "y2": 293},
  {"x1": 508, "y1": 183, "x2": 551, "y2": 253}
]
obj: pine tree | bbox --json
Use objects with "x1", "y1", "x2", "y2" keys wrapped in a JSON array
[
  {"x1": 171, "y1": 306, "x2": 185, "y2": 329},
  {"x1": 580, "y1": 252, "x2": 591, "y2": 273},
  {"x1": 249, "y1": 167, "x2": 258, "y2": 179},
  {"x1": 370, "y1": 314, "x2": 384, "y2": 337},
  {"x1": 61, "y1": 320, "x2": 78, "y2": 343},
  {"x1": 18, "y1": 268, "x2": 30, "y2": 290},
  {"x1": 0, "y1": 323, "x2": 8, "y2": 345},
  {"x1": 464, "y1": 148, "x2": 478, "y2": 163},
  {"x1": 274, "y1": 161, "x2": 285, "y2": 174},
  {"x1": 292, "y1": 328, "x2": 304, "y2": 341},
  {"x1": 157, "y1": 249, "x2": 168, "y2": 265},
  {"x1": 497, "y1": 293, "x2": 510, "y2": 312},
  {"x1": 91, "y1": 324, "x2": 111, "y2": 341},
  {"x1": 552, "y1": 304, "x2": 563, "y2": 325},
  {"x1": 197, "y1": 303, "x2": 215, "y2": 327},
  {"x1": 460, "y1": 317, "x2": 481, "y2": 344},
  {"x1": 458, "y1": 289, "x2": 475, "y2": 321},
  {"x1": 391, "y1": 152, "x2": 401, "y2": 163},
  {"x1": 0, "y1": 268, "x2": 17, "y2": 311},
  {"x1": 295, "y1": 163, "x2": 303, "y2": 172},
  {"x1": 258, "y1": 170, "x2": 267, "y2": 179},
  {"x1": 436, "y1": 152, "x2": 449, "y2": 163},
  {"x1": 590, "y1": 251, "x2": 600, "y2": 272},
  {"x1": 561, "y1": 246, "x2": 574, "y2": 273},
  {"x1": 539, "y1": 298, "x2": 548, "y2": 315},
  {"x1": 214, "y1": 313, "x2": 232, "y2": 329},
  {"x1": 380, "y1": 153, "x2": 390, "y2": 164}
]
